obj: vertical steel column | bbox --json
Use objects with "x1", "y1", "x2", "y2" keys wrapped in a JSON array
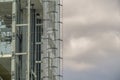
[
  {"x1": 42, "y1": 0, "x2": 63, "y2": 80},
  {"x1": 11, "y1": 0, "x2": 16, "y2": 80},
  {"x1": 59, "y1": 0, "x2": 63, "y2": 79},
  {"x1": 56, "y1": 0, "x2": 61, "y2": 79},
  {"x1": 27, "y1": 0, "x2": 31, "y2": 80},
  {"x1": 51, "y1": 0, "x2": 63, "y2": 80},
  {"x1": 42, "y1": 0, "x2": 49, "y2": 80}
]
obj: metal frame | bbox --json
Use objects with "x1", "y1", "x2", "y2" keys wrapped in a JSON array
[
  {"x1": 41, "y1": 0, "x2": 63, "y2": 80},
  {"x1": 11, "y1": 0, "x2": 16, "y2": 80},
  {"x1": 0, "y1": 0, "x2": 63, "y2": 80},
  {"x1": 27, "y1": 0, "x2": 31, "y2": 80}
]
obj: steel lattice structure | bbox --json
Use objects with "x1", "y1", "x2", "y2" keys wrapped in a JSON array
[{"x1": 0, "y1": 0, "x2": 63, "y2": 80}]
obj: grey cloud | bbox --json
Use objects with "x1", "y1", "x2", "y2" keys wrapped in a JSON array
[
  {"x1": 64, "y1": 0, "x2": 120, "y2": 80},
  {"x1": 64, "y1": 0, "x2": 120, "y2": 18},
  {"x1": 66, "y1": 31, "x2": 120, "y2": 63}
]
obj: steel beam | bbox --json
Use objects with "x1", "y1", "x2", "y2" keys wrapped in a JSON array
[
  {"x1": 11, "y1": 0, "x2": 16, "y2": 80},
  {"x1": 27, "y1": 0, "x2": 31, "y2": 80},
  {"x1": 0, "y1": 0, "x2": 13, "y2": 2}
]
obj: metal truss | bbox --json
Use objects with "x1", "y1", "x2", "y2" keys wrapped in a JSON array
[{"x1": 0, "y1": 0, "x2": 63, "y2": 80}]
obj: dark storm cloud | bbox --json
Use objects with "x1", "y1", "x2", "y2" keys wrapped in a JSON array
[{"x1": 64, "y1": 0, "x2": 120, "y2": 80}]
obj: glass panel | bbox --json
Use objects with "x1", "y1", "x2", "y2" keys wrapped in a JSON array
[{"x1": 0, "y1": 2, "x2": 12, "y2": 55}]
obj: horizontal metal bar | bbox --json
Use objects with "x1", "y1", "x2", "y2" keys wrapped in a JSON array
[
  {"x1": 16, "y1": 24, "x2": 28, "y2": 27},
  {"x1": 36, "y1": 24, "x2": 42, "y2": 26},
  {"x1": 0, "y1": 54, "x2": 12, "y2": 57},
  {"x1": 35, "y1": 61, "x2": 41, "y2": 63},
  {"x1": 35, "y1": 42, "x2": 42, "y2": 45},
  {"x1": 15, "y1": 52, "x2": 27, "y2": 56},
  {"x1": 0, "y1": 0, "x2": 13, "y2": 2}
]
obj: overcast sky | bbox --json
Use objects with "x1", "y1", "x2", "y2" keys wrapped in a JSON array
[{"x1": 63, "y1": 0, "x2": 120, "y2": 80}]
